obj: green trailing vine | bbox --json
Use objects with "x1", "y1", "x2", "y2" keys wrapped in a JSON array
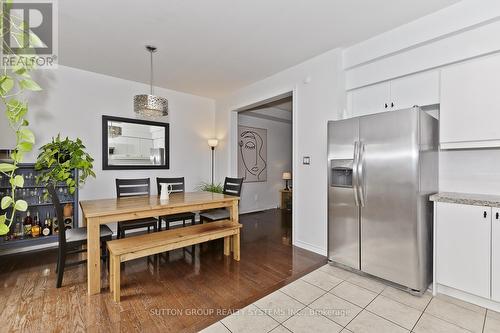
[
  {"x1": 35, "y1": 135, "x2": 96, "y2": 195},
  {"x1": 0, "y1": 0, "x2": 43, "y2": 235}
]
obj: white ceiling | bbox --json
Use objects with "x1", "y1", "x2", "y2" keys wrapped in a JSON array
[{"x1": 59, "y1": 0, "x2": 460, "y2": 98}]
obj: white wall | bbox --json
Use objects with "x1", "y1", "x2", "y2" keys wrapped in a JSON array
[
  {"x1": 440, "y1": 149, "x2": 500, "y2": 195},
  {"x1": 215, "y1": 48, "x2": 345, "y2": 255},
  {"x1": 0, "y1": 65, "x2": 216, "y2": 229},
  {"x1": 237, "y1": 114, "x2": 292, "y2": 213},
  {"x1": 343, "y1": 0, "x2": 500, "y2": 196}
]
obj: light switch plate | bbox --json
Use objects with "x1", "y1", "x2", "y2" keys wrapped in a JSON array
[{"x1": 303, "y1": 156, "x2": 310, "y2": 165}]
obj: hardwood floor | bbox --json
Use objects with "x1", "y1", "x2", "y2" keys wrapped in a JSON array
[{"x1": 0, "y1": 209, "x2": 326, "y2": 332}]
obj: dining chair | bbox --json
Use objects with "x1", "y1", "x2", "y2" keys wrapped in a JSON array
[
  {"x1": 48, "y1": 185, "x2": 113, "y2": 288},
  {"x1": 156, "y1": 177, "x2": 196, "y2": 230},
  {"x1": 199, "y1": 177, "x2": 243, "y2": 223},
  {"x1": 116, "y1": 178, "x2": 158, "y2": 238}
]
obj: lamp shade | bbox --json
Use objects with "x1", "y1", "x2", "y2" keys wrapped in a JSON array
[
  {"x1": 282, "y1": 172, "x2": 292, "y2": 180},
  {"x1": 208, "y1": 139, "x2": 219, "y2": 148},
  {"x1": 134, "y1": 94, "x2": 168, "y2": 117}
]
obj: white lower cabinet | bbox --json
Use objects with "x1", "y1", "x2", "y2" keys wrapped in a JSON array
[
  {"x1": 436, "y1": 202, "x2": 491, "y2": 299},
  {"x1": 493, "y1": 208, "x2": 500, "y2": 302}
]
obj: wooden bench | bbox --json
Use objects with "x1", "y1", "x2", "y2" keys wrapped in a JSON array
[{"x1": 107, "y1": 220, "x2": 242, "y2": 302}]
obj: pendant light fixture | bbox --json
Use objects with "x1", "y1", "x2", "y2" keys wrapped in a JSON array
[
  {"x1": 108, "y1": 124, "x2": 122, "y2": 138},
  {"x1": 134, "y1": 45, "x2": 168, "y2": 117}
]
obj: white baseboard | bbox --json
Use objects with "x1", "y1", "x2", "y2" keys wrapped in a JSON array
[
  {"x1": 437, "y1": 284, "x2": 500, "y2": 312},
  {"x1": 294, "y1": 239, "x2": 327, "y2": 256}
]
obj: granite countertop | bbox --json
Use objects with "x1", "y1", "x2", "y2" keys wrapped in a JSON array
[{"x1": 429, "y1": 192, "x2": 500, "y2": 208}]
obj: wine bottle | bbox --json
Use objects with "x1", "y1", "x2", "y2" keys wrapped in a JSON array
[
  {"x1": 42, "y1": 212, "x2": 51, "y2": 236},
  {"x1": 31, "y1": 212, "x2": 41, "y2": 238},
  {"x1": 14, "y1": 216, "x2": 23, "y2": 239},
  {"x1": 47, "y1": 214, "x2": 53, "y2": 235},
  {"x1": 23, "y1": 211, "x2": 32, "y2": 238}
]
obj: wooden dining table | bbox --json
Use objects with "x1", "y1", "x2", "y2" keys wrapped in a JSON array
[{"x1": 79, "y1": 191, "x2": 240, "y2": 295}]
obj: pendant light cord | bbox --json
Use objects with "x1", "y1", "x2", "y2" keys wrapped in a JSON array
[{"x1": 150, "y1": 48, "x2": 154, "y2": 95}]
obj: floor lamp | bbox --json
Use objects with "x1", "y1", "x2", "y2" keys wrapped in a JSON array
[{"x1": 207, "y1": 139, "x2": 218, "y2": 185}]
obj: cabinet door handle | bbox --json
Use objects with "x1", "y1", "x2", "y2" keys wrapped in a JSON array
[
  {"x1": 484, "y1": 211, "x2": 488, "y2": 218},
  {"x1": 496, "y1": 212, "x2": 499, "y2": 220}
]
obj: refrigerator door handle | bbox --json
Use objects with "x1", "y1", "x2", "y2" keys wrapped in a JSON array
[
  {"x1": 352, "y1": 141, "x2": 360, "y2": 207},
  {"x1": 358, "y1": 142, "x2": 366, "y2": 207}
]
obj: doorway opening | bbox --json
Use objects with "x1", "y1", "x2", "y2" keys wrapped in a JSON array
[{"x1": 231, "y1": 91, "x2": 294, "y2": 245}]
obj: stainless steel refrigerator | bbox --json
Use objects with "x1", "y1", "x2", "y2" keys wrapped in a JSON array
[{"x1": 327, "y1": 107, "x2": 438, "y2": 293}]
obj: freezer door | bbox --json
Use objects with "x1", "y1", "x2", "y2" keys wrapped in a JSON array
[
  {"x1": 328, "y1": 118, "x2": 360, "y2": 269},
  {"x1": 359, "y1": 109, "x2": 421, "y2": 290}
]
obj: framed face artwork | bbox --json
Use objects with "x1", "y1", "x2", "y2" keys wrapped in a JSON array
[{"x1": 238, "y1": 125, "x2": 267, "y2": 182}]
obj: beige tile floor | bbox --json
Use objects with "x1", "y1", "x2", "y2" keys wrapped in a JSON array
[{"x1": 201, "y1": 264, "x2": 500, "y2": 333}]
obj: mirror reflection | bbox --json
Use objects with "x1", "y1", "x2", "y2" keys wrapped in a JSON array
[{"x1": 102, "y1": 116, "x2": 169, "y2": 169}]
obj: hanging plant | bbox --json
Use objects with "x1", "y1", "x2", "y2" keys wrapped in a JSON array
[{"x1": 0, "y1": 1, "x2": 43, "y2": 235}]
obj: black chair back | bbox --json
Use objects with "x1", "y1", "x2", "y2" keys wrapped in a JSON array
[
  {"x1": 116, "y1": 178, "x2": 151, "y2": 197},
  {"x1": 223, "y1": 177, "x2": 243, "y2": 197},
  {"x1": 47, "y1": 184, "x2": 66, "y2": 246},
  {"x1": 156, "y1": 177, "x2": 185, "y2": 195}
]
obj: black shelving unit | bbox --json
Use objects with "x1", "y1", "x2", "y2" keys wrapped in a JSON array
[{"x1": 0, "y1": 163, "x2": 78, "y2": 255}]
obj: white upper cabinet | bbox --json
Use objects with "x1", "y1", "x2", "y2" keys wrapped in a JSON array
[
  {"x1": 436, "y1": 202, "x2": 491, "y2": 299},
  {"x1": 346, "y1": 70, "x2": 439, "y2": 118},
  {"x1": 390, "y1": 71, "x2": 440, "y2": 110},
  {"x1": 441, "y1": 54, "x2": 500, "y2": 149},
  {"x1": 493, "y1": 208, "x2": 500, "y2": 302},
  {"x1": 347, "y1": 81, "x2": 390, "y2": 117}
]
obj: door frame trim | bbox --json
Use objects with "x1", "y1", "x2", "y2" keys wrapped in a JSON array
[{"x1": 228, "y1": 87, "x2": 298, "y2": 247}]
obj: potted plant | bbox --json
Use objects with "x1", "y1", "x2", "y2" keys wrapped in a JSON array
[
  {"x1": 197, "y1": 181, "x2": 223, "y2": 194},
  {"x1": 35, "y1": 135, "x2": 96, "y2": 198},
  {"x1": 35, "y1": 135, "x2": 98, "y2": 289}
]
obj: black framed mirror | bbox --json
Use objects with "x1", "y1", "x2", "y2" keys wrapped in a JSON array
[{"x1": 102, "y1": 115, "x2": 169, "y2": 170}]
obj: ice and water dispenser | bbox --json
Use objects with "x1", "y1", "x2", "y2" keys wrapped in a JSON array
[{"x1": 330, "y1": 159, "x2": 353, "y2": 188}]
